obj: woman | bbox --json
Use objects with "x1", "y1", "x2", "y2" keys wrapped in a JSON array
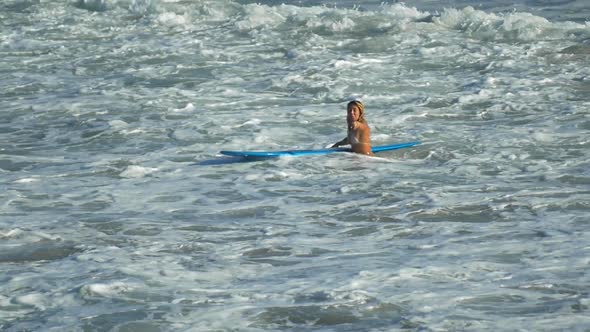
[{"x1": 331, "y1": 100, "x2": 374, "y2": 155}]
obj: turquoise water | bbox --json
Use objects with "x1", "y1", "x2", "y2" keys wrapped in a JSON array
[{"x1": 1, "y1": 1, "x2": 590, "y2": 331}]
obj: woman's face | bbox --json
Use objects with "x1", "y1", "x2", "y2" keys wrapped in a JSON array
[{"x1": 347, "y1": 103, "x2": 361, "y2": 122}]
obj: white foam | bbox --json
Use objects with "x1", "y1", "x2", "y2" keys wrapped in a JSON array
[
  {"x1": 171, "y1": 102, "x2": 195, "y2": 113},
  {"x1": 1, "y1": 32, "x2": 45, "y2": 51},
  {"x1": 121, "y1": 128, "x2": 146, "y2": 135},
  {"x1": 235, "y1": 4, "x2": 287, "y2": 31},
  {"x1": 240, "y1": 118, "x2": 261, "y2": 127},
  {"x1": 242, "y1": 170, "x2": 301, "y2": 182},
  {"x1": 0, "y1": 229, "x2": 25, "y2": 239},
  {"x1": 0, "y1": 229, "x2": 61, "y2": 241},
  {"x1": 0, "y1": 295, "x2": 10, "y2": 307},
  {"x1": 81, "y1": 282, "x2": 133, "y2": 298},
  {"x1": 157, "y1": 12, "x2": 189, "y2": 26},
  {"x1": 327, "y1": 17, "x2": 356, "y2": 32},
  {"x1": 13, "y1": 178, "x2": 40, "y2": 184},
  {"x1": 108, "y1": 119, "x2": 128, "y2": 129},
  {"x1": 129, "y1": 0, "x2": 156, "y2": 16},
  {"x1": 14, "y1": 293, "x2": 48, "y2": 310},
  {"x1": 381, "y1": 3, "x2": 429, "y2": 20},
  {"x1": 433, "y1": 6, "x2": 584, "y2": 41},
  {"x1": 532, "y1": 131, "x2": 554, "y2": 142},
  {"x1": 371, "y1": 133, "x2": 391, "y2": 141},
  {"x1": 253, "y1": 134, "x2": 269, "y2": 144},
  {"x1": 458, "y1": 89, "x2": 492, "y2": 104},
  {"x1": 120, "y1": 165, "x2": 159, "y2": 178}
]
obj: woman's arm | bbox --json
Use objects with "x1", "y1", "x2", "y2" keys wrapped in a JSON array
[{"x1": 331, "y1": 137, "x2": 349, "y2": 148}]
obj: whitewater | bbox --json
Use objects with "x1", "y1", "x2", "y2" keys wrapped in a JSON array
[{"x1": 1, "y1": 0, "x2": 589, "y2": 331}]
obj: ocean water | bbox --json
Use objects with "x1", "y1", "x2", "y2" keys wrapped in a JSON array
[{"x1": 1, "y1": 0, "x2": 590, "y2": 331}]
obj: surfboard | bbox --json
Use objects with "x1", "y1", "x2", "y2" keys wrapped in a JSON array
[{"x1": 220, "y1": 141, "x2": 420, "y2": 159}]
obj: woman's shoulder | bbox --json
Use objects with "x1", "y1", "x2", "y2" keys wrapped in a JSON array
[{"x1": 355, "y1": 121, "x2": 370, "y2": 129}]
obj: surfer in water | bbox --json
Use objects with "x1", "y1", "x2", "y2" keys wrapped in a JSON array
[{"x1": 331, "y1": 100, "x2": 374, "y2": 155}]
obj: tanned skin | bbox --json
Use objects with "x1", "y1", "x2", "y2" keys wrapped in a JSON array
[{"x1": 332, "y1": 101, "x2": 373, "y2": 156}]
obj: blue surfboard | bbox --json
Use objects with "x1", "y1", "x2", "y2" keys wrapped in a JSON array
[{"x1": 220, "y1": 141, "x2": 420, "y2": 159}]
